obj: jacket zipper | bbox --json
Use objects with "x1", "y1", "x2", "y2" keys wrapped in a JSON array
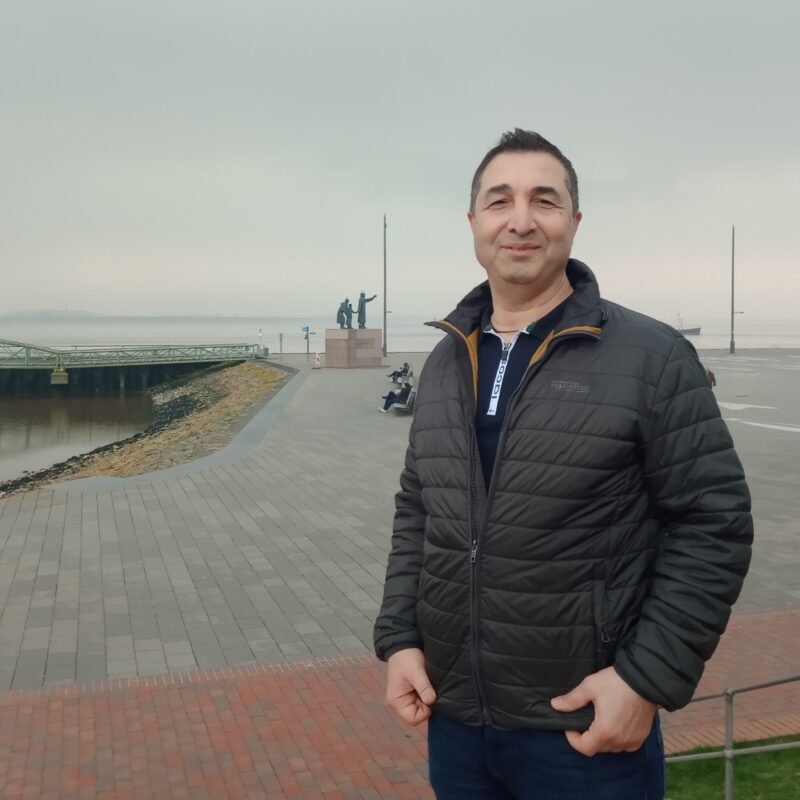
[
  {"x1": 593, "y1": 579, "x2": 612, "y2": 667},
  {"x1": 430, "y1": 320, "x2": 491, "y2": 722},
  {"x1": 466, "y1": 415, "x2": 490, "y2": 722}
]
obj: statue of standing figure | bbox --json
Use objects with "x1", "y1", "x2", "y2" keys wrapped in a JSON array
[
  {"x1": 357, "y1": 291, "x2": 377, "y2": 329},
  {"x1": 336, "y1": 297, "x2": 354, "y2": 329}
]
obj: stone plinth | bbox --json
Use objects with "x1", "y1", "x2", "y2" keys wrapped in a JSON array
[{"x1": 325, "y1": 329, "x2": 382, "y2": 368}]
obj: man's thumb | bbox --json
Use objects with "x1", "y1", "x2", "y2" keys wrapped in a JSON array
[
  {"x1": 551, "y1": 682, "x2": 591, "y2": 712},
  {"x1": 412, "y1": 673, "x2": 436, "y2": 705}
]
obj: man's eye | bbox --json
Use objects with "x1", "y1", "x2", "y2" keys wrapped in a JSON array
[
  {"x1": 534, "y1": 198, "x2": 555, "y2": 207},
  {"x1": 488, "y1": 199, "x2": 507, "y2": 208}
]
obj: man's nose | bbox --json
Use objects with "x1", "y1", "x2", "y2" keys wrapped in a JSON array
[{"x1": 507, "y1": 201, "x2": 536, "y2": 235}]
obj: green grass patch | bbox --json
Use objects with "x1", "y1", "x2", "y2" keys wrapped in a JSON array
[{"x1": 666, "y1": 736, "x2": 800, "y2": 799}]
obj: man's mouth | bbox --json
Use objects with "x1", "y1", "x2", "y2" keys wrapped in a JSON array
[{"x1": 502, "y1": 244, "x2": 540, "y2": 252}]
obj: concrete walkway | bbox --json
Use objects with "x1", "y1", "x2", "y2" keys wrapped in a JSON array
[{"x1": 0, "y1": 350, "x2": 798, "y2": 798}]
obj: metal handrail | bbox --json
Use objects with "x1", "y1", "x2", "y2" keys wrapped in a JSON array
[
  {"x1": 665, "y1": 672, "x2": 800, "y2": 800},
  {"x1": 0, "y1": 339, "x2": 258, "y2": 369}
]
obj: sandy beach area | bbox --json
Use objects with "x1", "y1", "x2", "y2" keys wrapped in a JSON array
[{"x1": 0, "y1": 360, "x2": 290, "y2": 498}]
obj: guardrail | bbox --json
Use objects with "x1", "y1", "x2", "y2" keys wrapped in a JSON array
[
  {"x1": 0, "y1": 339, "x2": 259, "y2": 369},
  {"x1": 665, "y1": 672, "x2": 800, "y2": 799}
]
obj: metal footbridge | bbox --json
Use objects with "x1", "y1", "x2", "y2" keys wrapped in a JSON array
[{"x1": 0, "y1": 339, "x2": 258, "y2": 370}]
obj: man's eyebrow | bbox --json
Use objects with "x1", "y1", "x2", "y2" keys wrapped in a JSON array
[
  {"x1": 484, "y1": 183, "x2": 512, "y2": 197},
  {"x1": 482, "y1": 184, "x2": 564, "y2": 199},
  {"x1": 529, "y1": 186, "x2": 563, "y2": 199}
]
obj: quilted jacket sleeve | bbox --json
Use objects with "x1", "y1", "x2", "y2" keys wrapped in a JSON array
[
  {"x1": 373, "y1": 430, "x2": 428, "y2": 661},
  {"x1": 614, "y1": 337, "x2": 753, "y2": 710}
]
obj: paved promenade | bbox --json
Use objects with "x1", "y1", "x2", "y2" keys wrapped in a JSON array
[{"x1": 0, "y1": 349, "x2": 798, "y2": 798}]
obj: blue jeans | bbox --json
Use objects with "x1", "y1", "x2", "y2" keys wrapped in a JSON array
[{"x1": 428, "y1": 712, "x2": 665, "y2": 800}]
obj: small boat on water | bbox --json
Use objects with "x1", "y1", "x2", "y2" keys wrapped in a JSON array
[{"x1": 676, "y1": 314, "x2": 701, "y2": 336}]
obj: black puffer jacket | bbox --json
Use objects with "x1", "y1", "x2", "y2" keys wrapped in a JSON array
[{"x1": 374, "y1": 260, "x2": 753, "y2": 732}]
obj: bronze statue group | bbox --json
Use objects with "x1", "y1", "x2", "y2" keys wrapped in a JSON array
[{"x1": 336, "y1": 291, "x2": 376, "y2": 329}]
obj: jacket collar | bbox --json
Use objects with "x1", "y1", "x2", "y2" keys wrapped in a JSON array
[{"x1": 441, "y1": 259, "x2": 604, "y2": 338}]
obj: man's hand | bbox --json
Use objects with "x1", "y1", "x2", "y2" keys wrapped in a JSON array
[
  {"x1": 385, "y1": 648, "x2": 437, "y2": 726},
  {"x1": 550, "y1": 667, "x2": 656, "y2": 756}
]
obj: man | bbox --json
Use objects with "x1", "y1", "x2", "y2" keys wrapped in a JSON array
[
  {"x1": 336, "y1": 297, "x2": 349, "y2": 329},
  {"x1": 357, "y1": 290, "x2": 377, "y2": 329},
  {"x1": 373, "y1": 130, "x2": 753, "y2": 799},
  {"x1": 387, "y1": 362, "x2": 411, "y2": 383},
  {"x1": 380, "y1": 380, "x2": 413, "y2": 413}
]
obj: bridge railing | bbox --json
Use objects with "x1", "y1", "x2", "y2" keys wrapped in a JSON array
[
  {"x1": 0, "y1": 340, "x2": 258, "y2": 369},
  {"x1": 665, "y1": 672, "x2": 800, "y2": 799},
  {"x1": 0, "y1": 339, "x2": 61, "y2": 367}
]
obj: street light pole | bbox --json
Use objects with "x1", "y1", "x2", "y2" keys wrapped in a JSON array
[
  {"x1": 729, "y1": 225, "x2": 735, "y2": 355},
  {"x1": 383, "y1": 213, "x2": 388, "y2": 357}
]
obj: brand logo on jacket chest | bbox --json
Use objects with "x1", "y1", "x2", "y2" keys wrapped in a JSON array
[{"x1": 550, "y1": 379, "x2": 590, "y2": 394}]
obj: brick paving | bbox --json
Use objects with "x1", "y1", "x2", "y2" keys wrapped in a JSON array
[
  {"x1": 0, "y1": 655, "x2": 431, "y2": 800},
  {"x1": 0, "y1": 350, "x2": 798, "y2": 797}
]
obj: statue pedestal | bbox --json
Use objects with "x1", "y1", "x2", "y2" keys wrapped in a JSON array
[{"x1": 325, "y1": 328, "x2": 382, "y2": 368}]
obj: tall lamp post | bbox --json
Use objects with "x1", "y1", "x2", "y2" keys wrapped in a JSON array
[
  {"x1": 382, "y1": 213, "x2": 388, "y2": 357},
  {"x1": 729, "y1": 225, "x2": 744, "y2": 354},
  {"x1": 730, "y1": 226, "x2": 736, "y2": 354}
]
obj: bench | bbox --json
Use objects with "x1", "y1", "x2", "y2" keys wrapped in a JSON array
[{"x1": 392, "y1": 390, "x2": 416, "y2": 414}]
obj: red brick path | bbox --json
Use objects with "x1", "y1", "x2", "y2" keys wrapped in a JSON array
[{"x1": 1, "y1": 609, "x2": 798, "y2": 799}]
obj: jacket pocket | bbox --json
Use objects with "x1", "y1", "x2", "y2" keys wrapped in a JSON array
[{"x1": 592, "y1": 579, "x2": 613, "y2": 670}]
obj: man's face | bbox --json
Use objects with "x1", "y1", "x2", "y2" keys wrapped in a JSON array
[{"x1": 468, "y1": 151, "x2": 581, "y2": 291}]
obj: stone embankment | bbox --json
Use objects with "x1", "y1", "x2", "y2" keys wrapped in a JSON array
[{"x1": 0, "y1": 361, "x2": 289, "y2": 498}]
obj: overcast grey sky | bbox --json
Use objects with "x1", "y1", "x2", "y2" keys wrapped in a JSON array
[{"x1": 2, "y1": 0, "x2": 798, "y2": 322}]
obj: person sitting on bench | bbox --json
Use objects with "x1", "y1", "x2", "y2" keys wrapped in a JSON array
[
  {"x1": 387, "y1": 362, "x2": 410, "y2": 383},
  {"x1": 380, "y1": 381, "x2": 413, "y2": 413}
]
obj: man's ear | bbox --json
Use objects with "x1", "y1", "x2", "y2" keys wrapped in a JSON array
[{"x1": 467, "y1": 211, "x2": 476, "y2": 231}]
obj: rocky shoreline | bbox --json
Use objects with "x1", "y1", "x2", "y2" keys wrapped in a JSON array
[{"x1": 0, "y1": 361, "x2": 290, "y2": 499}]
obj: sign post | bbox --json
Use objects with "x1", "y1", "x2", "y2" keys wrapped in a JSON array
[{"x1": 302, "y1": 326, "x2": 316, "y2": 361}]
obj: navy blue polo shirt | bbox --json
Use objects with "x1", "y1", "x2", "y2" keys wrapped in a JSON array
[{"x1": 476, "y1": 300, "x2": 567, "y2": 488}]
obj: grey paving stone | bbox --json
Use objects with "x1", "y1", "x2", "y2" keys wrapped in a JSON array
[
  {"x1": 185, "y1": 626, "x2": 219, "y2": 646},
  {"x1": 294, "y1": 621, "x2": 324, "y2": 635},
  {"x1": 300, "y1": 632, "x2": 333, "y2": 647},
  {"x1": 278, "y1": 641, "x2": 311, "y2": 656},
  {"x1": 45, "y1": 652, "x2": 77, "y2": 681},
  {"x1": 163, "y1": 641, "x2": 193, "y2": 655},
  {"x1": 105, "y1": 616, "x2": 133, "y2": 636},
  {"x1": 166, "y1": 654, "x2": 198, "y2": 670},
  {"x1": 332, "y1": 635, "x2": 366, "y2": 651},
  {"x1": 20, "y1": 627, "x2": 51, "y2": 650},
  {"x1": 196, "y1": 654, "x2": 227, "y2": 668},
  {"x1": 26, "y1": 608, "x2": 54, "y2": 627},
  {"x1": 12, "y1": 651, "x2": 47, "y2": 689},
  {"x1": 77, "y1": 641, "x2": 106, "y2": 657},
  {"x1": 222, "y1": 647, "x2": 256, "y2": 664},
  {"x1": 248, "y1": 637, "x2": 279, "y2": 652},
  {"x1": 192, "y1": 642, "x2": 224, "y2": 658},
  {"x1": 133, "y1": 638, "x2": 163, "y2": 652}
]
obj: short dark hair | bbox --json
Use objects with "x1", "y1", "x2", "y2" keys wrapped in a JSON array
[{"x1": 469, "y1": 129, "x2": 579, "y2": 214}]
